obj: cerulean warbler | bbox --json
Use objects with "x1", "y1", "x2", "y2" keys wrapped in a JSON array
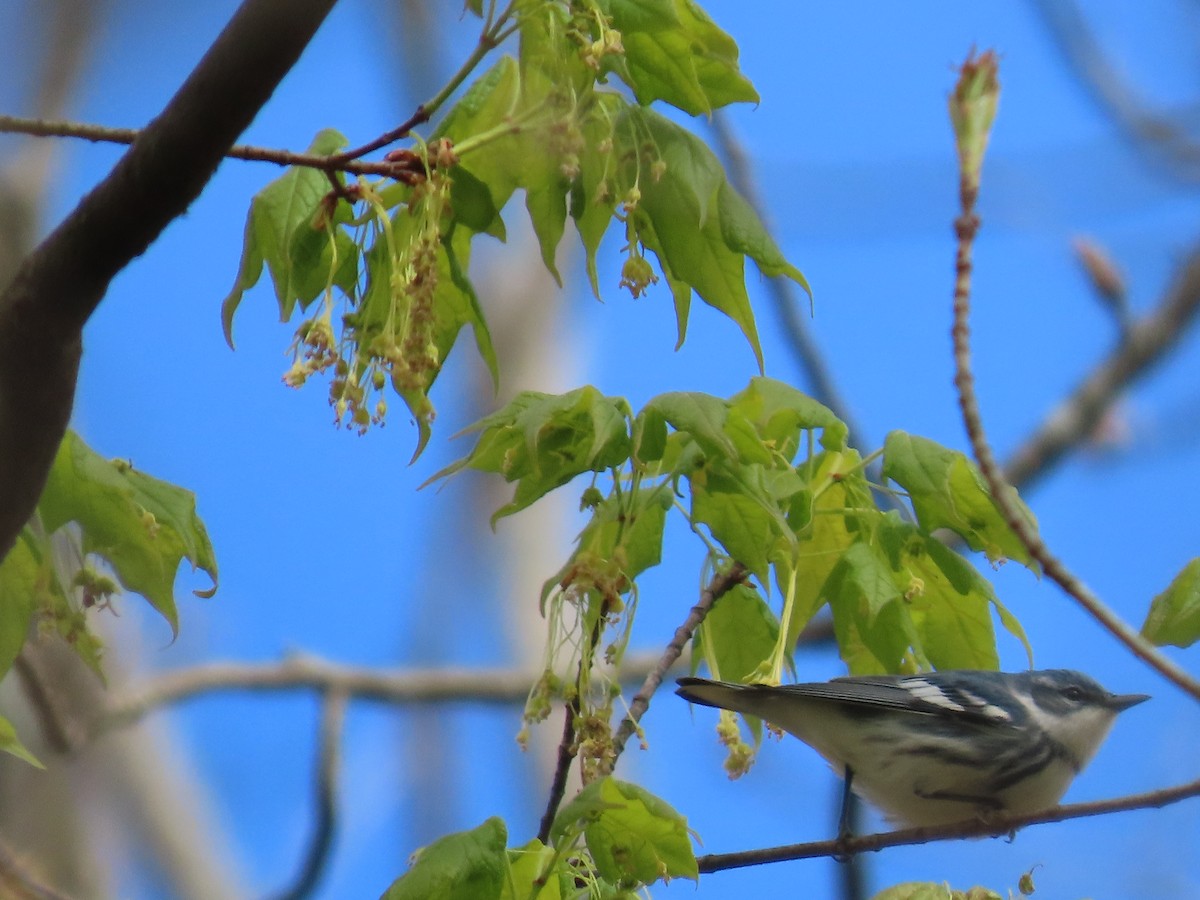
[{"x1": 676, "y1": 669, "x2": 1148, "y2": 828}]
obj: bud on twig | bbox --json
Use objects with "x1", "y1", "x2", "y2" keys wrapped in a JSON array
[
  {"x1": 949, "y1": 50, "x2": 1001, "y2": 189},
  {"x1": 1072, "y1": 236, "x2": 1132, "y2": 333}
]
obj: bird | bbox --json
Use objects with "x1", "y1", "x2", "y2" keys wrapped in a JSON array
[{"x1": 676, "y1": 669, "x2": 1148, "y2": 830}]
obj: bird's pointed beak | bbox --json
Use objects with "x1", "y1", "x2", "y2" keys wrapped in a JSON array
[{"x1": 1109, "y1": 692, "x2": 1150, "y2": 712}]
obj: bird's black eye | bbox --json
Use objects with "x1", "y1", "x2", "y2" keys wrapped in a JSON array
[{"x1": 1061, "y1": 686, "x2": 1085, "y2": 702}]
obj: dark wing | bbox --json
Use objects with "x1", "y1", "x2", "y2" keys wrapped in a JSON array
[
  {"x1": 677, "y1": 673, "x2": 1018, "y2": 725},
  {"x1": 823, "y1": 673, "x2": 1018, "y2": 724}
]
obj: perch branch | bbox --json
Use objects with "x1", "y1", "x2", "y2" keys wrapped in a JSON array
[{"x1": 698, "y1": 776, "x2": 1200, "y2": 871}]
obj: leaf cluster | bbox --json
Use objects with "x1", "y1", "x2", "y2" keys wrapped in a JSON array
[
  {"x1": 430, "y1": 376, "x2": 1037, "y2": 795},
  {"x1": 221, "y1": 0, "x2": 806, "y2": 458},
  {"x1": 380, "y1": 777, "x2": 696, "y2": 899},
  {"x1": 0, "y1": 431, "x2": 216, "y2": 764}
]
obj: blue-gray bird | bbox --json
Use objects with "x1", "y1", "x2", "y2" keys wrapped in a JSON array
[{"x1": 677, "y1": 669, "x2": 1148, "y2": 828}]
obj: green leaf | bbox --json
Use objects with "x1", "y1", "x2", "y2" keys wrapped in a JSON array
[
  {"x1": 694, "y1": 583, "x2": 780, "y2": 683},
  {"x1": 875, "y1": 517, "x2": 1003, "y2": 670},
  {"x1": 782, "y1": 449, "x2": 876, "y2": 647},
  {"x1": 552, "y1": 777, "x2": 697, "y2": 885},
  {"x1": 0, "y1": 531, "x2": 45, "y2": 679},
  {"x1": 0, "y1": 714, "x2": 42, "y2": 769},
  {"x1": 436, "y1": 51, "x2": 573, "y2": 277},
  {"x1": 433, "y1": 58, "x2": 522, "y2": 213},
  {"x1": 882, "y1": 432, "x2": 1040, "y2": 570},
  {"x1": 729, "y1": 377, "x2": 846, "y2": 460},
  {"x1": 37, "y1": 432, "x2": 218, "y2": 636},
  {"x1": 826, "y1": 541, "x2": 924, "y2": 675},
  {"x1": 631, "y1": 405, "x2": 668, "y2": 465},
  {"x1": 616, "y1": 108, "x2": 808, "y2": 370},
  {"x1": 546, "y1": 482, "x2": 671, "y2": 602},
  {"x1": 442, "y1": 226, "x2": 500, "y2": 392},
  {"x1": 602, "y1": 0, "x2": 759, "y2": 115},
  {"x1": 380, "y1": 817, "x2": 507, "y2": 900},
  {"x1": 286, "y1": 200, "x2": 359, "y2": 304},
  {"x1": 1142, "y1": 558, "x2": 1200, "y2": 648},
  {"x1": 691, "y1": 463, "x2": 789, "y2": 580},
  {"x1": 221, "y1": 128, "x2": 350, "y2": 346},
  {"x1": 425, "y1": 387, "x2": 633, "y2": 524},
  {"x1": 642, "y1": 391, "x2": 769, "y2": 465},
  {"x1": 448, "y1": 165, "x2": 504, "y2": 236},
  {"x1": 571, "y1": 94, "x2": 624, "y2": 299},
  {"x1": 0, "y1": 524, "x2": 107, "y2": 677},
  {"x1": 502, "y1": 839, "x2": 561, "y2": 900}
]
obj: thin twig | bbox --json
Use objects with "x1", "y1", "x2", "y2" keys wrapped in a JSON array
[
  {"x1": 0, "y1": 115, "x2": 413, "y2": 178},
  {"x1": 329, "y1": 1, "x2": 515, "y2": 164},
  {"x1": 697, "y1": 776, "x2": 1200, "y2": 872},
  {"x1": 1002, "y1": 245, "x2": 1200, "y2": 490},
  {"x1": 0, "y1": 836, "x2": 73, "y2": 900},
  {"x1": 947, "y1": 57, "x2": 1200, "y2": 702},
  {"x1": 98, "y1": 656, "x2": 565, "y2": 734},
  {"x1": 13, "y1": 651, "x2": 74, "y2": 754},
  {"x1": 610, "y1": 563, "x2": 749, "y2": 761},
  {"x1": 268, "y1": 689, "x2": 348, "y2": 900},
  {"x1": 536, "y1": 614, "x2": 606, "y2": 843},
  {"x1": 0, "y1": 0, "x2": 518, "y2": 179},
  {"x1": 536, "y1": 700, "x2": 580, "y2": 844},
  {"x1": 326, "y1": 106, "x2": 429, "y2": 165}
]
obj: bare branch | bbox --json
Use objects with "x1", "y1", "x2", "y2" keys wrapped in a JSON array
[
  {"x1": 0, "y1": 836, "x2": 73, "y2": 900},
  {"x1": 12, "y1": 652, "x2": 75, "y2": 755},
  {"x1": 698, "y1": 776, "x2": 1200, "y2": 872},
  {"x1": 98, "y1": 656, "x2": 548, "y2": 733},
  {"x1": 536, "y1": 701, "x2": 580, "y2": 845},
  {"x1": 536, "y1": 614, "x2": 605, "y2": 843},
  {"x1": 947, "y1": 55, "x2": 1200, "y2": 702},
  {"x1": 0, "y1": 0, "x2": 340, "y2": 561},
  {"x1": 611, "y1": 563, "x2": 748, "y2": 761},
  {"x1": 269, "y1": 689, "x2": 348, "y2": 900},
  {"x1": 0, "y1": 114, "x2": 430, "y2": 180},
  {"x1": 1002, "y1": 244, "x2": 1200, "y2": 491},
  {"x1": 1034, "y1": 0, "x2": 1200, "y2": 183}
]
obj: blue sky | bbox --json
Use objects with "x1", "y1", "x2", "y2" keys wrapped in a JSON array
[{"x1": 6, "y1": 1, "x2": 1200, "y2": 897}]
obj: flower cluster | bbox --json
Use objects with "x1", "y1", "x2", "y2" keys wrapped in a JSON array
[{"x1": 282, "y1": 170, "x2": 451, "y2": 435}]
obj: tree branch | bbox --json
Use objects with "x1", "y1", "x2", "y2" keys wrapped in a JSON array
[
  {"x1": 536, "y1": 700, "x2": 580, "y2": 845},
  {"x1": 97, "y1": 655, "x2": 552, "y2": 734},
  {"x1": 269, "y1": 689, "x2": 348, "y2": 900},
  {"x1": 610, "y1": 563, "x2": 748, "y2": 761},
  {"x1": 1034, "y1": 0, "x2": 1200, "y2": 183},
  {"x1": 0, "y1": 836, "x2": 73, "y2": 900},
  {"x1": 12, "y1": 651, "x2": 75, "y2": 754},
  {"x1": 697, "y1": 777, "x2": 1200, "y2": 872},
  {"x1": 0, "y1": 115, "x2": 427, "y2": 179},
  {"x1": 1002, "y1": 244, "x2": 1200, "y2": 490},
  {"x1": 94, "y1": 615, "x2": 829, "y2": 743},
  {"x1": 0, "y1": 0, "x2": 340, "y2": 561},
  {"x1": 947, "y1": 55, "x2": 1200, "y2": 702}
]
